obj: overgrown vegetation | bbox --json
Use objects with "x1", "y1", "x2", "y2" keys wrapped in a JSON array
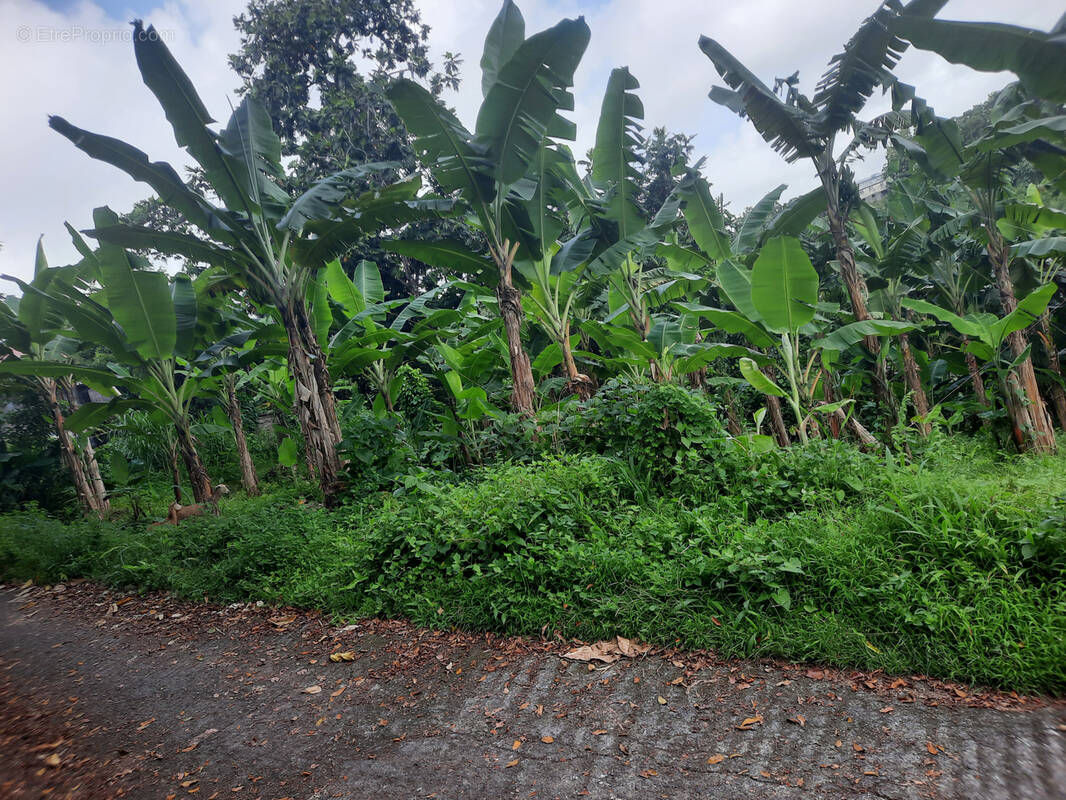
[
  {"x1": 1, "y1": 0, "x2": 1065, "y2": 696},
  {"x1": 2, "y1": 430, "x2": 1063, "y2": 693}
]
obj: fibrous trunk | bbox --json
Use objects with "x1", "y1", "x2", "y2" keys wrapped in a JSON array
[
  {"x1": 81, "y1": 435, "x2": 110, "y2": 515},
  {"x1": 225, "y1": 374, "x2": 260, "y2": 497},
  {"x1": 45, "y1": 379, "x2": 104, "y2": 517},
  {"x1": 282, "y1": 303, "x2": 344, "y2": 503},
  {"x1": 961, "y1": 336, "x2": 989, "y2": 409},
  {"x1": 899, "y1": 332, "x2": 931, "y2": 435},
  {"x1": 1038, "y1": 313, "x2": 1066, "y2": 431},
  {"x1": 493, "y1": 241, "x2": 536, "y2": 417},
  {"x1": 766, "y1": 394, "x2": 790, "y2": 447},
  {"x1": 560, "y1": 320, "x2": 593, "y2": 400},
  {"x1": 987, "y1": 236, "x2": 1056, "y2": 453},
  {"x1": 819, "y1": 159, "x2": 892, "y2": 421},
  {"x1": 175, "y1": 420, "x2": 213, "y2": 504}
]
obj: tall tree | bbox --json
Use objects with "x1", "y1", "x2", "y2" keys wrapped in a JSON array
[
  {"x1": 697, "y1": 0, "x2": 958, "y2": 414},
  {"x1": 387, "y1": 0, "x2": 591, "y2": 416}
]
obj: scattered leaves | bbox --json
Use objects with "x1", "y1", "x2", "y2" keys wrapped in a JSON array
[
  {"x1": 302, "y1": 685, "x2": 322, "y2": 695},
  {"x1": 541, "y1": 736, "x2": 554, "y2": 744},
  {"x1": 706, "y1": 754, "x2": 725, "y2": 764},
  {"x1": 561, "y1": 636, "x2": 651, "y2": 664},
  {"x1": 736, "y1": 715, "x2": 763, "y2": 730},
  {"x1": 329, "y1": 652, "x2": 356, "y2": 663}
]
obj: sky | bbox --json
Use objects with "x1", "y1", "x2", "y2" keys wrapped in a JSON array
[{"x1": 0, "y1": 0, "x2": 1060, "y2": 282}]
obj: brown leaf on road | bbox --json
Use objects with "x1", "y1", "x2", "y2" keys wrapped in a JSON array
[
  {"x1": 736, "y1": 715, "x2": 763, "y2": 730},
  {"x1": 706, "y1": 754, "x2": 725, "y2": 764},
  {"x1": 561, "y1": 636, "x2": 650, "y2": 664},
  {"x1": 329, "y1": 652, "x2": 356, "y2": 663},
  {"x1": 43, "y1": 753, "x2": 61, "y2": 767},
  {"x1": 268, "y1": 615, "x2": 297, "y2": 628},
  {"x1": 541, "y1": 736, "x2": 554, "y2": 744},
  {"x1": 592, "y1": 729, "x2": 608, "y2": 735},
  {"x1": 28, "y1": 738, "x2": 64, "y2": 752},
  {"x1": 853, "y1": 743, "x2": 864, "y2": 752},
  {"x1": 506, "y1": 759, "x2": 519, "y2": 768},
  {"x1": 302, "y1": 685, "x2": 322, "y2": 694},
  {"x1": 137, "y1": 717, "x2": 156, "y2": 731},
  {"x1": 805, "y1": 669, "x2": 825, "y2": 680},
  {"x1": 639, "y1": 769, "x2": 658, "y2": 778},
  {"x1": 926, "y1": 741, "x2": 941, "y2": 755},
  {"x1": 512, "y1": 740, "x2": 521, "y2": 750},
  {"x1": 787, "y1": 715, "x2": 806, "y2": 727},
  {"x1": 331, "y1": 686, "x2": 345, "y2": 698},
  {"x1": 657, "y1": 696, "x2": 667, "y2": 705}
]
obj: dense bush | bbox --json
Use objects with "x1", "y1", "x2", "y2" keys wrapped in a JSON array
[{"x1": 3, "y1": 440, "x2": 1063, "y2": 694}]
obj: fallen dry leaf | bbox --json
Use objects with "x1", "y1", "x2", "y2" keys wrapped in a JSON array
[
  {"x1": 787, "y1": 715, "x2": 806, "y2": 727},
  {"x1": 541, "y1": 736, "x2": 554, "y2": 744},
  {"x1": 302, "y1": 685, "x2": 322, "y2": 695},
  {"x1": 657, "y1": 696, "x2": 667, "y2": 705},
  {"x1": 561, "y1": 636, "x2": 651, "y2": 664},
  {"x1": 592, "y1": 729, "x2": 608, "y2": 735},
  {"x1": 736, "y1": 715, "x2": 764, "y2": 730},
  {"x1": 137, "y1": 717, "x2": 156, "y2": 731},
  {"x1": 506, "y1": 759, "x2": 519, "y2": 768},
  {"x1": 28, "y1": 738, "x2": 64, "y2": 752},
  {"x1": 805, "y1": 669, "x2": 825, "y2": 680},
  {"x1": 331, "y1": 687, "x2": 345, "y2": 698},
  {"x1": 639, "y1": 769, "x2": 658, "y2": 778},
  {"x1": 43, "y1": 753, "x2": 61, "y2": 768},
  {"x1": 853, "y1": 743, "x2": 864, "y2": 752},
  {"x1": 706, "y1": 754, "x2": 725, "y2": 765},
  {"x1": 926, "y1": 741, "x2": 940, "y2": 755},
  {"x1": 268, "y1": 615, "x2": 297, "y2": 627},
  {"x1": 512, "y1": 740, "x2": 521, "y2": 750},
  {"x1": 329, "y1": 651, "x2": 356, "y2": 663}
]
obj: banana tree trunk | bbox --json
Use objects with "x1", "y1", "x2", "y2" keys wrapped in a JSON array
[
  {"x1": 818, "y1": 158, "x2": 893, "y2": 422},
  {"x1": 823, "y1": 370, "x2": 841, "y2": 439},
  {"x1": 987, "y1": 235, "x2": 1056, "y2": 453},
  {"x1": 225, "y1": 374, "x2": 260, "y2": 497},
  {"x1": 723, "y1": 388, "x2": 743, "y2": 436},
  {"x1": 44, "y1": 379, "x2": 103, "y2": 517},
  {"x1": 81, "y1": 436, "x2": 110, "y2": 515},
  {"x1": 560, "y1": 320, "x2": 593, "y2": 400},
  {"x1": 766, "y1": 394, "x2": 790, "y2": 447},
  {"x1": 168, "y1": 441, "x2": 183, "y2": 504},
  {"x1": 899, "y1": 332, "x2": 931, "y2": 436},
  {"x1": 281, "y1": 302, "x2": 344, "y2": 503},
  {"x1": 175, "y1": 419, "x2": 213, "y2": 504},
  {"x1": 493, "y1": 241, "x2": 536, "y2": 417},
  {"x1": 961, "y1": 336, "x2": 989, "y2": 408},
  {"x1": 1038, "y1": 312, "x2": 1066, "y2": 431}
]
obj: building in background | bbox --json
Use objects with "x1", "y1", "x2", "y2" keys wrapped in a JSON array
[{"x1": 857, "y1": 172, "x2": 889, "y2": 204}]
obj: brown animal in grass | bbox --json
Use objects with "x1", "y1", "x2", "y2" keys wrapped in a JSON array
[{"x1": 149, "y1": 484, "x2": 229, "y2": 526}]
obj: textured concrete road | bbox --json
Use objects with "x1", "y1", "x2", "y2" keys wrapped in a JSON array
[{"x1": 2, "y1": 583, "x2": 1063, "y2": 799}]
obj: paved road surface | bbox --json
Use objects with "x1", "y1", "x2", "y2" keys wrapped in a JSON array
[{"x1": 1, "y1": 583, "x2": 1063, "y2": 799}]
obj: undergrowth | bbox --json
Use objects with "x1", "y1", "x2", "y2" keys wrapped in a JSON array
[{"x1": 2, "y1": 436, "x2": 1063, "y2": 695}]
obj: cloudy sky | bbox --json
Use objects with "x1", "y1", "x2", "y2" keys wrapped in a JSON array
[{"x1": 0, "y1": 0, "x2": 1059, "y2": 282}]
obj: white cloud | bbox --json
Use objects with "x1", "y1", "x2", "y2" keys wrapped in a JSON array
[{"x1": 0, "y1": 0, "x2": 1059, "y2": 283}]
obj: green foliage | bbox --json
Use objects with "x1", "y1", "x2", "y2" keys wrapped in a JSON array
[{"x1": 2, "y1": 443, "x2": 1063, "y2": 693}]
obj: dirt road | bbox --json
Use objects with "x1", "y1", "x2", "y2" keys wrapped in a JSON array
[{"x1": 1, "y1": 582, "x2": 1063, "y2": 799}]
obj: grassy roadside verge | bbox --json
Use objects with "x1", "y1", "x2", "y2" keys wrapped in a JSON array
[{"x1": 2, "y1": 439, "x2": 1064, "y2": 694}]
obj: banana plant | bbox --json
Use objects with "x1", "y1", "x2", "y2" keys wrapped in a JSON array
[
  {"x1": 926, "y1": 86, "x2": 1065, "y2": 451},
  {"x1": 48, "y1": 21, "x2": 452, "y2": 503},
  {"x1": 694, "y1": 236, "x2": 916, "y2": 443},
  {"x1": 0, "y1": 239, "x2": 110, "y2": 516},
  {"x1": 998, "y1": 185, "x2": 1066, "y2": 431},
  {"x1": 1, "y1": 210, "x2": 221, "y2": 503},
  {"x1": 386, "y1": 0, "x2": 590, "y2": 417},
  {"x1": 697, "y1": 0, "x2": 958, "y2": 407},
  {"x1": 903, "y1": 283, "x2": 1058, "y2": 448}
]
